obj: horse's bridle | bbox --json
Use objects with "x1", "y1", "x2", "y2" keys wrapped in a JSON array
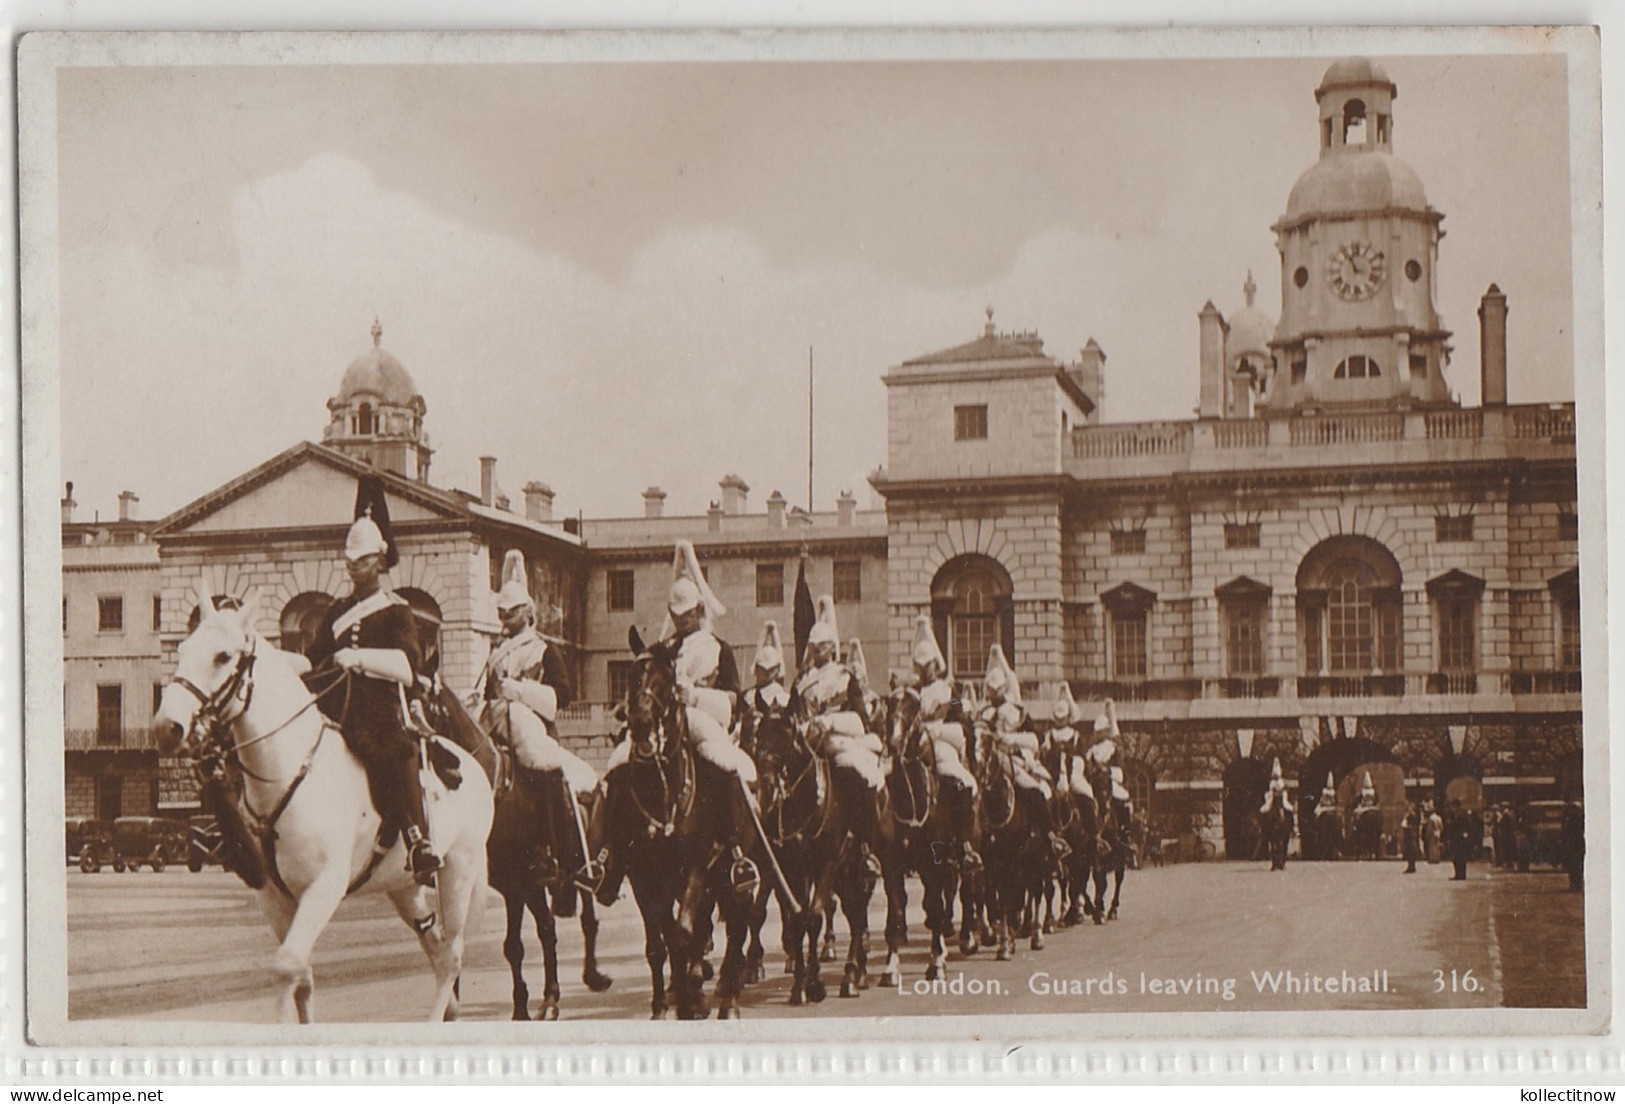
[
  {"x1": 168, "y1": 636, "x2": 259, "y2": 743},
  {"x1": 757, "y1": 712, "x2": 829, "y2": 847},
  {"x1": 886, "y1": 690, "x2": 935, "y2": 830},
  {"x1": 624, "y1": 659, "x2": 695, "y2": 837}
]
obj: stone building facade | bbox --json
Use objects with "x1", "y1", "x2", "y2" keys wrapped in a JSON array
[{"x1": 874, "y1": 59, "x2": 1582, "y2": 854}]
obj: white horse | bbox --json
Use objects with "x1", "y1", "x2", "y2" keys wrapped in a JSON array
[{"x1": 153, "y1": 586, "x2": 494, "y2": 1024}]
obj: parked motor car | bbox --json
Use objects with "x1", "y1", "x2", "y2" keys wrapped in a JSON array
[
  {"x1": 1516, "y1": 799, "x2": 1581, "y2": 871},
  {"x1": 187, "y1": 815, "x2": 223, "y2": 872},
  {"x1": 66, "y1": 817, "x2": 117, "y2": 873},
  {"x1": 111, "y1": 816, "x2": 191, "y2": 873}
]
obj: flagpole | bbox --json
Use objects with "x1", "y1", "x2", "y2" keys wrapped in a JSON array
[{"x1": 807, "y1": 345, "x2": 814, "y2": 515}]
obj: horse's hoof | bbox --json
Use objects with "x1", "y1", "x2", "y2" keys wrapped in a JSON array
[
  {"x1": 1042, "y1": 919, "x2": 1056, "y2": 935},
  {"x1": 858, "y1": 971, "x2": 872, "y2": 991},
  {"x1": 1107, "y1": 907, "x2": 1119, "y2": 921},
  {"x1": 840, "y1": 980, "x2": 857, "y2": 999},
  {"x1": 960, "y1": 935, "x2": 978, "y2": 956},
  {"x1": 540, "y1": 1003, "x2": 560, "y2": 1022},
  {"x1": 789, "y1": 989, "x2": 805, "y2": 1007},
  {"x1": 744, "y1": 963, "x2": 764, "y2": 986},
  {"x1": 1031, "y1": 931, "x2": 1045, "y2": 951},
  {"x1": 1093, "y1": 913, "x2": 1104, "y2": 926},
  {"x1": 820, "y1": 944, "x2": 837, "y2": 964},
  {"x1": 925, "y1": 961, "x2": 939, "y2": 982},
  {"x1": 512, "y1": 1007, "x2": 531, "y2": 1022},
  {"x1": 784, "y1": 956, "x2": 796, "y2": 976},
  {"x1": 880, "y1": 970, "x2": 898, "y2": 988},
  {"x1": 583, "y1": 969, "x2": 613, "y2": 993},
  {"x1": 807, "y1": 978, "x2": 826, "y2": 1003},
  {"x1": 995, "y1": 945, "x2": 1010, "y2": 962},
  {"x1": 718, "y1": 1004, "x2": 740, "y2": 1020},
  {"x1": 650, "y1": 1008, "x2": 668, "y2": 1021}
]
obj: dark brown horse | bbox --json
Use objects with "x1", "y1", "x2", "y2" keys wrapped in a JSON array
[
  {"x1": 605, "y1": 630, "x2": 753, "y2": 1019},
  {"x1": 878, "y1": 685, "x2": 975, "y2": 982},
  {"x1": 972, "y1": 726, "x2": 1050, "y2": 961},
  {"x1": 1039, "y1": 740, "x2": 1102, "y2": 930},
  {"x1": 1082, "y1": 758, "x2": 1130, "y2": 923},
  {"x1": 749, "y1": 704, "x2": 875, "y2": 1003},
  {"x1": 1259, "y1": 790, "x2": 1295, "y2": 872}
]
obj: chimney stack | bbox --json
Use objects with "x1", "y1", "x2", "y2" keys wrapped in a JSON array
[
  {"x1": 1478, "y1": 284, "x2": 1508, "y2": 407},
  {"x1": 1073, "y1": 339, "x2": 1107, "y2": 423},
  {"x1": 719, "y1": 474, "x2": 750, "y2": 516},
  {"x1": 1197, "y1": 301, "x2": 1228, "y2": 419},
  {"x1": 61, "y1": 482, "x2": 76, "y2": 524},
  {"x1": 523, "y1": 481, "x2": 555, "y2": 523},
  {"x1": 766, "y1": 490, "x2": 787, "y2": 529},
  {"x1": 707, "y1": 501, "x2": 724, "y2": 533},
  {"x1": 642, "y1": 487, "x2": 667, "y2": 519},
  {"x1": 117, "y1": 491, "x2": 138, "y2": 522},
  {"x1": 837, "y1": 490, "x2": 857, "y2": 527},
  {"x1": 479, "y1": 456, "x2": 497, "y2": 506}
]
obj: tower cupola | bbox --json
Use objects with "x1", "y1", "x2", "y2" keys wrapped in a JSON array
[{"x1": 322, "y1": 320, "x2": 434, "y2": 480}]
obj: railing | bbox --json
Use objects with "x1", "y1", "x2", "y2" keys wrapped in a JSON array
[
  {"x1": 65, "y1": 727, "x2": 159, "y2": 751},
  {"x1": 1295, "y1": 674, "x2": 1406, "y2": 698},
  {"x1": 1211, "y1": 420, "x2": 1268, "y2": 449},
  {"x1": 1070, "y1": 678, "x2": 1202, "y2": 703},
  {"x1": 1507, "y1": 670, "x2": 1582, "y2": 695},
  {"x1": 1070, "y1": 421, "x2": 1192, "y2": 460},
  {"x1": 1425, "y1": 671, "x2": 1479, "y2": 695},
  {"x1": 1512, "y1": 406, "x2": 1576, "y2": 442},
  {"x1": 1288, "y1": 412, "x2": 1405, "y2": 447},
  {"x1": 557, "y1": 702, "x2": 598, "y2": 722},
  {"x1": 1424, "y1": 409, "x2": 1483, "y2": 440},
  {"x1": 1215, "y1": 676, "x2": 1281, "y2": 700}
]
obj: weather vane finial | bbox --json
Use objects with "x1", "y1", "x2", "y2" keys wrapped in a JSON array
[
  {"x1": 1243, "y1": 272, "x2": 1257, "y2": 307},
  {"x1": 371, "y1": 317, "x2": 383, "y2": 347},
  {"x1": 984, "y1": 305, "x2": 996, "y2": 336}
]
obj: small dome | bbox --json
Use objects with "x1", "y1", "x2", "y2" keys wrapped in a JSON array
[
  {"x1": 1284, "y1": 151, "x2": 1428, "y2": 222},
  {"x1": 1227, "y1": 272, "x2": 1275, "y2": 361},
  {"x1": 336, "y1": 321, "x2": 419, "y2": 406},
  {"x1": 1318, "y1": 57, "x2": 1395, "y2": 96}
]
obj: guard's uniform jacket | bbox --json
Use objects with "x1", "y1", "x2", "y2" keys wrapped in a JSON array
[
  {"x1": 980, "y1": 701, "x2": 1052, "y2": 796},
  {"x1": 483, "y1": 626, "x2": 573, "y2": 713},
  {"x1": 792, "y1": 660, "x2": 886, "y2": 788},
  {"x1": 306, "y1": 589, "x2": 422, "y2": 764},
  {"x1": 481, "y1": 625, "x2": 599, "y2": 797},
  {"x1": 1046, "y1": 722, "x2": 1088, "y2": 795}
]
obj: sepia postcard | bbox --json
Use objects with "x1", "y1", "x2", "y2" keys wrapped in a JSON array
[{"x1": 12, "y1": 25, "x2": 1611, "y2": 1059}]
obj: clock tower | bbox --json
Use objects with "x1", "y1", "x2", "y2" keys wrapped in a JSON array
[{"x1": 1267, "y1": 58, "x2": 1453, "y2": 411}]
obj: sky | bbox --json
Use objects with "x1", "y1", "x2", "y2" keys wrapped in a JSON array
[{"x1": 50, "y1": 50, "x2": 1576, "y2": 523}]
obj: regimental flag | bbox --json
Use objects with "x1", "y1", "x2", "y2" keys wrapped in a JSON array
[{"x1": 792, "y1": 552, "x2": 816, "y2": 676}]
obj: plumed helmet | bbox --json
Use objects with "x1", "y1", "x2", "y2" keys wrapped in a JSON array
[
  {"x1": 666, "y1": 540, "x2": 725, "y2": 620},
  {"x1": 1269, "y1": 756, "x2": 1284, "y2": 782},
  {"x1": 1360, "y1": 770, "x2": 1376, "y2": 799},
  {"x1": 911, "y1": 615, "x2": 947, "y2": 677},
  {"x1": 346, "y1": 474, "x2": 397, "y2": 567},
  {"x1": 754, "y1": 620, "x2": 784, "y2": 676},
  {"x1": 1321, "y1": 772, "x2": 1337, "y2": 799},
  {"x1": 983, "y1": 644, "x2": 1020, "y2": 702},
  {"x1": 807, "y1": 595, "x2": 840, "y2": 649},
  {"x1": 495, "y1": 549, "x2": 533, "y2": 613},
  {"x1": 1092, "y1": 698, "x2": 1119, "y2": 736},
  {"x1": 1088, "y1": 738, "x2": 1117, "y2": 765},
  {"x1": 1051, "y1": 681, "x2": 1077, "y2": 723}
]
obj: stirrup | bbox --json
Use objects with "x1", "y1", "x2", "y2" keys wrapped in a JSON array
[
  {"x1": 574, "y1": 859, "x2": 605, "y2": 896},
  {"x1": 961, "y1": 843, "x2": 984, "y2": 874},
  {"x1": 729, "y1": 854, "x2": 760, "y2": 902},
  {"x1": 409, "y1": 841, "x2": 442, "y2": 886},
  {"x1": 861, "y1": 847, "x2": 883, "y2": 882},
  {"x1": 1049, "y1": 832, "x2": 1072, "y2": 860}
]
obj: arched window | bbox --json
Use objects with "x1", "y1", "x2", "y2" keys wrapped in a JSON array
[
  {"x1": 1334, "y1": 355, "x2": 1380, "y2": 379},
  {"x1": 278, "y1": 591, "x2": 335, "y2": 657},
  {"x1": 1342, "y1": 98, "x2": 1367, "y2": 145},
  {"x1": 929, "y1": 555, "x2": 1014, "y2": 683},
  {"x1": 1297, "y1": 537, "x2": 1402, "y2": 675},
  {"x1": 357, "y1": 403, "x2": 375, "y2": 435}
]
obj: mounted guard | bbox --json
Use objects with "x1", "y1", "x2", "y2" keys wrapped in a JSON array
[
  {"x1": 476, "y1": 549, "x2": 598, "y2": 896},
  {"x1": 909, "y1": 615, "x2": 981, "y2": 869},
  {"x1": 1045, "y1": 681, "x2": 1089, "y2": 799},
  {"x1": 1259, "y1": 757, "x2": 1294, "y2": 815},
  {"x1": 585, "y1": 540, "x2": 763, "y2": 905},
  {"x1": 978, "y1": 645, "x2": 1067, "y2": 857},
  {"x1": 791, "y1": 595, "x2": 886, "y2": 883},
  {"x1": 303, "y1": 476, "x2": 440, "y2": 884},
  {"x1": 740, "y1": 621, "x2": 792, "y2": 748}
]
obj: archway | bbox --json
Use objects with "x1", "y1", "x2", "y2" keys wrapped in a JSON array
[
  {"x1": 929, "y1": 554, "x2": 1014, "y2": 684},
  {"x1": 1298, "y1": 736, "x2": 1399, "y2": 858},
  {"x1": 1221, "y1": 757, "x2": 1273, "y2": 861},
  {"x1": 395, "y1": 587, "x2": 444, "y2": 675},
  {"x1": 278, "y1": 591, "x2": 335, "y2": 657},
  {"x1": 1335, "y1": 761, "x2": 1408, "y2": 857}
]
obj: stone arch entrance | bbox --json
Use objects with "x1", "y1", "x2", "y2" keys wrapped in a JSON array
[
  {"x1": 1298, "y1": 736, "x2": 1398, "y2": 858},
  {"x1": 1221, "y1": 757, "x2": 1273, "y2": 860},
  {"x1": 395, "y1": 587, "x2": 444, "y2": 673},
  {"x1": 929, "y1": 554, "x2": 1014, "y2": 683}
]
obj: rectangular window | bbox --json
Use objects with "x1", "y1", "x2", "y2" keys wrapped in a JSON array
[
  {"x1": 1225, "y1": 603, "x2": 1266, "y2": 676},
  {"x1": 1437, "y1": 597, "x2": 1477, "y2": 672},
  {"x1": 152, "y1": 594, "x2": 163, "y2": 632},
  {"x1": 97, "y1": 595, "x2": 123, "y2": 633},
  {"x1": 1111, "y1": 611, "x2": 1148, "y2": 680},
  {"x1": 607, "y1": 660, "x2": 638, "y2": 704},
  {"x1": 1290, "y1": 356, "x2": 1307, "y2": 385},
  {"x1": 954, "y1": 404, "x2": 988, "y2": 441},
  {"x1": 833, "y1": 560, "x2": 862, "y2": 604},
  {"x1": 1559, "y1": 596, "x2": 1582, "y2": 671},
  {"x1": 1435, "y1": 515, "x2": 1474, "y2": 543},
  {"x1": 1223, "y1": 522, "x2": 1261, "y2": 550},
  {"x1": 607, "y1": 570, "x2": 636, "y2": 613},
  {"x1": 96, "y1": 684, "x2": 122, "y2": 745},
  {"x1": 1559, "y1": 512, "x2": 1579, "y2": 542},
  {"x1": 95, "y1": 775, "x2": 123, "y2": 821},
  {"x1": 951, "y1": 615, "x2": 998, "y2": 682},
  {"x1": 755, "y1": 562, "x2": 784, "y2": 607},
  {"x1": 1110, "y1": 530, "x2": 1147, "y2": 555},
  {"x1": 1409, "y1": 353, "x2": 1428, "y2": 379}
]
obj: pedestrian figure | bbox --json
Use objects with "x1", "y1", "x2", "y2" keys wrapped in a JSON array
[
  {"x1": 1423, "y1": 802, "x2": 1443, "y2": 865},
  {"x1": 1400, "y1": 803, "x2": 1420, "y2": 874},
  {"x1": 1561, "y1": 801, "x2": 1585, "y2": 892},
  {"x1": 1444, "y1": 799, "x2": 1478, "y2": 881}
]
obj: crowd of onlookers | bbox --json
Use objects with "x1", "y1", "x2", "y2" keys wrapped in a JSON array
[{"x1": 1399, "y1": 798, "x2": 1583, "y2": 889}]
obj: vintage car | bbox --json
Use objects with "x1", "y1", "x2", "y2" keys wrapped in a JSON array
[
  {"x1": 111, "y1": 816, "x2": 191, "y2": 873},
  {"x1": 1516, "y1": 799, "x2": 1582, "y2": 871},
  {"x1": 66, "y1": 817, "x2": 117, "y2": 873}
]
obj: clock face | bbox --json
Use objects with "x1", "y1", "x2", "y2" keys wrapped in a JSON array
[{"x1": 1326, "y1": 241, "x2": 1387, "y2": 301}]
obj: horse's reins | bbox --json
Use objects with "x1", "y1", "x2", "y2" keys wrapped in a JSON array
[
  {"x1": 887, "y1": 695, "x2": 935, "y2": 830},
  {"x1": 626, "y1": 683, "x2": 694, "y2": 837},
  {"x1": 760, "y1": 718, "x2": 830, "y2": 848}
]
